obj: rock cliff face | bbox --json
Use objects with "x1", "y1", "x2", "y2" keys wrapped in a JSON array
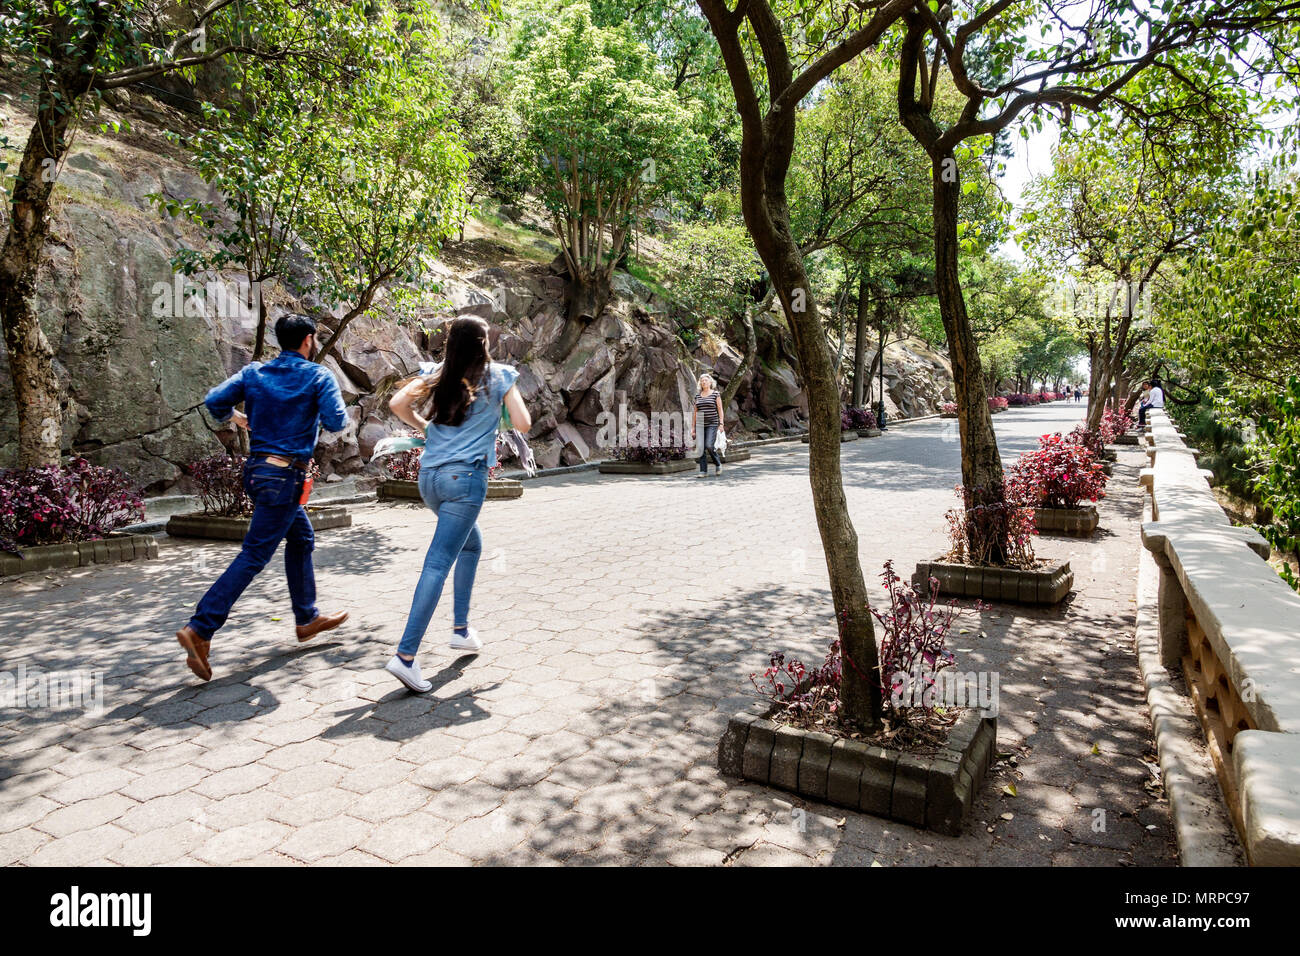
[{"x1": 0, "y1": 110, "x2": 952, "y2": 492}]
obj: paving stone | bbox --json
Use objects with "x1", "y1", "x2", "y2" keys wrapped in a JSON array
[
  {"x1": 35, "y1": 793, "x2": 137, "y2": 839},
  {"x1": 195, "y1": 821, "x2": 291, "y2": 865},
  {"x1": 276, "y1": 816, "x2": 373, "y2": 863},
  {"x1": 0, "y1": 407, "x2": 1175, "y2": 867}
]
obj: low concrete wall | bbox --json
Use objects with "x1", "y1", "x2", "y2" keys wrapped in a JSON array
[{"x1": 1139, "y1": 408, "x2": 1300, "y2": 865}]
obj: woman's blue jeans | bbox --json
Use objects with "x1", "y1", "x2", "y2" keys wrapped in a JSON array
[
  {"x1": 697, "y1": 424, "x2": 721, "y2": 473},
  {"x1": 397, "y1": 460, "x2": 487, "y2": 657}
]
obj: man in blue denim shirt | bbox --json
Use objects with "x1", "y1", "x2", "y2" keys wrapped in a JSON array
[{"x1": 175, "y1": 314, "x2": 351, "y2": 682}]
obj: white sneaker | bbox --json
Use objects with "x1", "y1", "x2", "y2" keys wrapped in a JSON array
[
  {"x1": 385, "y1": 654, "x2": 432, "y2": 692},
  {"x1": 450, "y1": 627, "x2": 482, "y2": 652}
]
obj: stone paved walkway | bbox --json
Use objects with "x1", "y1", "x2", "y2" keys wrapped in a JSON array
[{"x1": 0, "y1": 403, "x2": 1176, "y2": 865}]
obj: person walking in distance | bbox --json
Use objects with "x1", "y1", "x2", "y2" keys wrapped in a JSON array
[
  {"x1": 691, "y1": 374, "x2": 724, "y2": 477},
  {"x1": 175, "y1": 314, "x2": 350, "y2": 682},
  {"x1": 384, "y1": 317, "x2": 531, "y2": 693}
]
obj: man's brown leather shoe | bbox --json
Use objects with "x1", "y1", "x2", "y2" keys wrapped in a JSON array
[
  {"x1": 296, "y1": 611, "x2": 349, "y2": 643},
  {"x1": 176, "y1": 625, "x2": 212, "y2": 682}
]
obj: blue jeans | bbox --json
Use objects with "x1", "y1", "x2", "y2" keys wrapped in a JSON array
[
  {"x1": 189, "y1": 459, "x2": 317, "y2": 639},
  {"x1": 697, "y1": 424, "x2": 721, "y2": 473},
  {"x1": 397, "y1": 460, "x2": 487, "y2": 657}
]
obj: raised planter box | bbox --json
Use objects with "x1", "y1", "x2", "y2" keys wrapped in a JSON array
[
  {"x1": 718, "y1": 706, "x2": 996, "y2": 835},
  {"x1": 378, "y1": 478, "x2": 523, "y2": 501},
  {"x1": 940, "y1": 412, "x2": 958, "y2": 419},
  {"x1": 166, "y1": 506, "x2": 352, "y2": 541},
  {"x1": 858, "y1": 428, "x2": 882, "y2": 438},
  {"x1": 722, "y1": 448, "x2": 750, "y2": 463},
  {"x1": 0, "y1": 532, "x2": 159, "y2": 577},
  {"x1": 1033, "y1": 504, "x2": 1099, "y2": 536},
  {"x1": 801, "y1": 432, "x2": 859, "y2": 443},
  {"x1": 912, "y1": 554, "x2": 1074, "y2": 605},
  {"x1": 598, "y1": 458, "x2": 695, "y2": 475}
]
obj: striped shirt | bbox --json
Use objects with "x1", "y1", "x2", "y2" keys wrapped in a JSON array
[{"x1": 695, "y1": 391, "x2": 721, "y2": 426}]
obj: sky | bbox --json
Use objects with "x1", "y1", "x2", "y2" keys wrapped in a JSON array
[{"x1": 995, "y1": 119, "x2": 1059, "y2": 262}]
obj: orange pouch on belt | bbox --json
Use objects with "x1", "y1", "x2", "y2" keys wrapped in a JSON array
[{"x1": 299, "y1": 476, "x2": 314, "y2": 506}]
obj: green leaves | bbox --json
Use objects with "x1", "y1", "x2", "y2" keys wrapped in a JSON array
[{"x1": 510, "y1": 2, "x2": 703, "y2": 281}]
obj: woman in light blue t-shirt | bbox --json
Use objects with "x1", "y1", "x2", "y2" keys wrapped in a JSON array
[{"x1": 384, "y1": 317, "x2": 531, "y2": 692}]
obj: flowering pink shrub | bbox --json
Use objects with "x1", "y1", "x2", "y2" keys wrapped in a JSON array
[
  {"x1": 0, "y1": 458, "x2": 144, "y2": 554},
  {"x1": 988, "y1": 396, "x2": 1009, "y2": 411},
  {"x1": 941, "y1": 402, "x2": 958, "y2": 414},
  {"x1": 1006, "y1": 393, "x2": 1039, "y2": 406},
  {"x1": 1007, "y1": 433, "x2": 1109, "y2": 510}
]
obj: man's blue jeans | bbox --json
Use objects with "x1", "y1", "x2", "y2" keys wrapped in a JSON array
[
  {"x1": 188, "y1": 459, "x2": 317, "y2": 639},
  {"x1": 397, "y1": 460, "x2": 487, "y2": 657}
]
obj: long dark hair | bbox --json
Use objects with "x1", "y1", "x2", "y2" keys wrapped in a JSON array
[{"x1": 409, "y1": 317, "x2": 491, "y2": 427}]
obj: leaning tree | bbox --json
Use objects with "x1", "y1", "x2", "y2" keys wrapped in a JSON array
[{"x1": 696, "y1": 0, "x2": 918, "y2": 729}]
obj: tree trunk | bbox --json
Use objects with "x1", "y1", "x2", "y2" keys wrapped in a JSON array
[
  {"x1": 737, "y1": 158, "x2": 880, "y2": 731},
  {"x1": 931, "y1": 158, "x2": 1001, "y2": 493},
  {"x1": 547, "y1": 273, "x2": 609, "y2": 362},
  {"x1": 930, "y1": 155, "x2": 1007, "y2": 561},
  {"x1": 851, "y1": 277, "x2": 869, "y2": 407},
  {"x1": 315, "y1": 283, "x2": 380, "y2": 364},
  {"x1": 0, "y1": 88, "x2": 82, "y2": 468},
  {"x1": 251, "y1": 277, "x2": 269, "y2": 363},
  {"x1": 720, "y1": 298, "x2": 760, "y2": 417}
]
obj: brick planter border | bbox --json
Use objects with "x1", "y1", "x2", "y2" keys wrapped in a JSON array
[
  {"x1": 378, "y1": 478, "x2": 522, "y2": 501},
  {"x1": 718, "y1": 707, "x2": 996, "y2": 835},
  {"x1": 801, "y1": 432, "x2": 859, "y2": 443},
  {"x1": 0, "y1": 532, "x2": 159, "y2": 577},
  {"x1": 858, "y1": 428, "x2": 882, "y2": 438},
  {"x1": 1033, "y1": 504, "x2": 1099, "y2": 536},
  {"x1": 597, "y1": 458, "x2": 695, "y2": 475},
  {"x1": 165, "y1": 506, "x2": 352, "y2": 541},
  {"x1": 912, "y1": 554, "x2": 1074, "y2": 605}
]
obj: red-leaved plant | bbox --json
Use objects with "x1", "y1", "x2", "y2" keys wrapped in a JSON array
[
  {"x1": 749, "y1": 642, "x2": 843, "y2": 726},
  {"x1": 872, "y1": 560, "x2": 969, "y2": 723},
  {"x1": 187, "y1": 454, "x2": 251, "y2": 516},
  {"x1": 841, "y1": 406, "x2": 878, "y2": 430},
  {"x1": 1007, "y1": 433, "x2": 1109, "y2": 510},
  {"x1": 612, "y1": 444, "x2": 688, "y2": 463},
  {"x1": 384, "y1": 434, "x2": 504, "y2": 480},
  {"x1": 945, "y1": 483, "x2": 1036, "y2": 567},
  {"x1": 1102, "y1": 406, "x2": 1135, "y2": 443},
  {"x1": 0, "y1": 458, "x2": 144, "y2": 555}
]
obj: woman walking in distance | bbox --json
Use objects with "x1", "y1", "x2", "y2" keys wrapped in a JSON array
[
  {"x1": 691, "y1": 374, "x2": 725, "y2": 477},
  {"x1": 384, "y1": 317, "x2": 531, "y2": 692}
]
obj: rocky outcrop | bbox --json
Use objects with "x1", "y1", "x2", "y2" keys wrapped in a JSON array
[{"x1": 0, "y1": 121, "x2": 814, "y2": 490}]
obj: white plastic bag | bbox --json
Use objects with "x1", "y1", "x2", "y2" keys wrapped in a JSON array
[{"x1": 715, "y1": 426, "x2": 728, "y2": 458}]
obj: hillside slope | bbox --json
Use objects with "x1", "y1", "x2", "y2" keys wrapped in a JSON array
[{"x1": 0, "y1": 92, "x2": 952, "y2": 492}]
